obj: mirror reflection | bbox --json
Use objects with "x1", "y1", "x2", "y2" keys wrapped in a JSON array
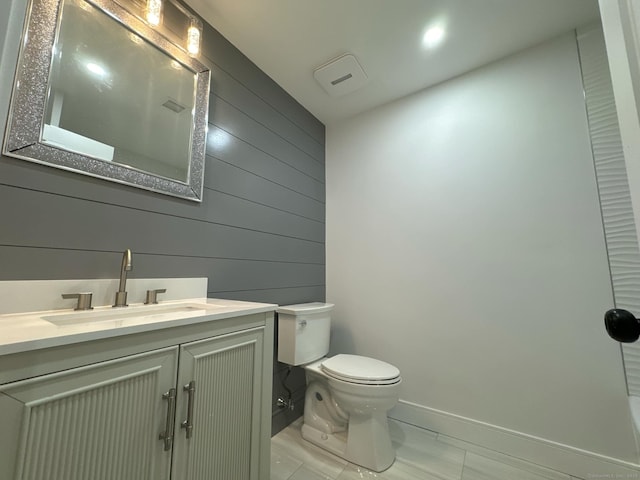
[
  {"x1": 3, "y1": 0, "x2": 210, "y2": 201},
  {"x1": 44, "y1": 0, "x2": 196, "y2": 183}
]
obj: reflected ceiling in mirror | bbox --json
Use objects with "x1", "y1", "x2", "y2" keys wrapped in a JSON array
[{"x1": 3, "y1": 0, "x2": 210, "y2": 201}]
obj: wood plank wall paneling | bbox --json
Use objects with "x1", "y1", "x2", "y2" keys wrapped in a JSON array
[{"x1": 0, "y1": 8, "x2": 324, "y2": 435}]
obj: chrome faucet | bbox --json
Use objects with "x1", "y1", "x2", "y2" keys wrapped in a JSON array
[{"x1": 113, "y1": 249, "x2": 132, "y2": 307}]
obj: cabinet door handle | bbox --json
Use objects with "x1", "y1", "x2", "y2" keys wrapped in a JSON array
[
  {"x1": 181, "y1": 380, "x2": 196, "y2": 439},
  {"x1": 159, "y1": 388, "x2": 177, "y2": 451}
]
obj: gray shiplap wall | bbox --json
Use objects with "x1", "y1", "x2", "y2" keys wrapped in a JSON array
[{"x1": 0, "y1": 1, "x2": 323, "y2": 434}]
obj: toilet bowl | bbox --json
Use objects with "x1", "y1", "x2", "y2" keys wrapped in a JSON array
[
  {"x1": 301, "y1": 355, "x2": 401, "y2": 472},
  {"x1": 276, "y1": 303, "x2": 402, "y2": 472}
]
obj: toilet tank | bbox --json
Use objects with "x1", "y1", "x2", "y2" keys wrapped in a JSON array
[{"x1": 277, "y1": 302, "x2": 334, "y2": 366}]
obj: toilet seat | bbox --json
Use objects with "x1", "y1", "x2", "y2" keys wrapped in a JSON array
[{"x1": 321, "y1": 354, "x2": 400, "y2": 385}]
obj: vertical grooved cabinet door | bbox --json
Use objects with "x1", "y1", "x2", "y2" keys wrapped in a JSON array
[
  {"x1": 0, "y1": 346, "x2": 179, "y2": 480},
  {"x1": 172, "y1": 327, "x2": 264, "y2": 480}
]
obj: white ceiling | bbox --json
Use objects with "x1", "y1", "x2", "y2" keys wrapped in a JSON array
[{"x1": 185, "y1": 0, "x2": 601, "y2": 125}]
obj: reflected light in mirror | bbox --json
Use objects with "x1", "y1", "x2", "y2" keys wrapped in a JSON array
[
  {"x1": 86, "y1": 62, "x2": 106, "y2": 76},
  {"x1": 146, "y1": 0, "x2": 162, "y2": 26},
  {"x1": 129, "y1": 32, "x2": 144, "y2": 45},
  {"x1": 209, "y1": 129, "x2": 231, "y2": 151}
]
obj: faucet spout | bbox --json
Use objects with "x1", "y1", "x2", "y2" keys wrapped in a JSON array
[
  {"x1": 119, "y1": 248, "x2": 132, "y2": 292},
  {"x1": 113, "y1": 249, "x2": 132, "y2": 307}
]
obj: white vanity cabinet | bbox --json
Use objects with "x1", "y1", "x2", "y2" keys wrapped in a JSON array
[
  {"x1": 172, "y1": 327, "x2": 266, "y2": 480},
  {"x1": 0, "y1": 347, "x2": 179, "y2": 480},
  {"x1": 0, "y1": 309, "x2": 273, "y2": 480}
]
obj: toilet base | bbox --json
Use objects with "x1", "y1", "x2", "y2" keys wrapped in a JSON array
[
  {"x1": 301, "y1": 411, "x2": 396, "y2": 472},
  {"x1": 301, "y1": 423, "x2": 347, "y2": 457}
]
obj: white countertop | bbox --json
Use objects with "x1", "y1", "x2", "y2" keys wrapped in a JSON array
[{"x1": 0, "y1": 298, "x2": 276, "y2": 356}]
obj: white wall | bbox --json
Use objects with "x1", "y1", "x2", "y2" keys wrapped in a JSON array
[{"x1": 326, "y1": 32, "x2": 637, "y2": 467}]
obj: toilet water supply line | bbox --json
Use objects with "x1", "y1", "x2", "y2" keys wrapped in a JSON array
[{"x1": 277, "y1": 366, "x2": 295, "y2": 411}]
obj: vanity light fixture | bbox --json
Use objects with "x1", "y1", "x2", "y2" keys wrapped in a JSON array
[
  {"x1": 146, "y1": 0, "x2": 162, "y2": 26},
  {"x1": 187, "y1": 16, "x2": 202, "y2": 56},
  {"x1": 143, "y1": 0, "x2": 202, "y2": 57}
]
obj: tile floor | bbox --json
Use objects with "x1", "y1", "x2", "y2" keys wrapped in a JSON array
[{"x1": 271, "y1": 418, "x2": 583, "y2": 480}]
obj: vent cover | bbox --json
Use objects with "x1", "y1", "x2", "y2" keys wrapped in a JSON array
[
  {"x1": 162, "y1": 98, "x2": 186, "y2": 113},
  {"x1": 313, "y1": 53, "x2": 368, "y2": 97}
]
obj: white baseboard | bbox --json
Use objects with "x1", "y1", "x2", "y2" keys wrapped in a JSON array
[{"x1": 389, "y1": 400, "x2": 640, "y2": 478}]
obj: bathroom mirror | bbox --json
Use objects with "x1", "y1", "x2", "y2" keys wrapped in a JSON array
[{"x1": 3, "y1": 0, "x2": 210, "y2": 201}]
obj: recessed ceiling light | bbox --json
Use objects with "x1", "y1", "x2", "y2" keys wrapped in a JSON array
[
  {"x1": 423, "y1": 25, "x2": 445, "y2": 49},
  {"x1": 86, "y1": 62, "x2": 106, "y2": 76}
]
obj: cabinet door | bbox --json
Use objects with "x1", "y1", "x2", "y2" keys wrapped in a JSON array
[
  {"x1": 172, "y1": 327, "x2": 264, "y2": 480},
  {"x1": 0, "y1": 347, "x2": 178, "y2": 480}
]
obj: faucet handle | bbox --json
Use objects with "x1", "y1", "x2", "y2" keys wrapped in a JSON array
[
  {"x1": 145, "y1": 288, "x2": 167, "y2": 305},
  {"x1": 62, "y1": 292, "x2": 93, "y2": 311}
]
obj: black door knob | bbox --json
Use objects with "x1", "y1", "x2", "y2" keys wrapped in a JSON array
[{"x1": 604, "y1": 309, "x2": 640, "y2": 343}]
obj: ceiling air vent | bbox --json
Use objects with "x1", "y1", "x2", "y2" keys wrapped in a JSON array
[
  {"x1": 313, "y1": 53, "x2": 368, "y2": 97},
  {"x1": 162, "y1": 98, "x2": 186, "y2": 113}
]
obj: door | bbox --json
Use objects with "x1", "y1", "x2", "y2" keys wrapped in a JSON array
[
  {"x1": 171, "y1": 327, "x2": 264, "y2": 480},
  {"x1": 0, "y1": 347, "x2": 178, "y2": 480},
  {"x1": 599, "y1": 0, "x2": 640, "y2": 242}
]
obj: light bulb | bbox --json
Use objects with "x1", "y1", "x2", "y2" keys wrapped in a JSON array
[
  {"x1": 187, "y1": 18, "x2": 201, "y2": 56},
  {"x1": 146, "y1": 0, "x2": 162, "y2": 26}
]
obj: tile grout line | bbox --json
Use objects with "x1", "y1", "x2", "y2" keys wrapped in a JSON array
[
  {"x1": 272, "y1": 421, "x2": 594, "y2": 480},
  {"x1": 285, "y1": 462, "x2": 305, "y2": 480},
  {"x1": 334, "y1": 462, "x2": 348, "y2": 479}
]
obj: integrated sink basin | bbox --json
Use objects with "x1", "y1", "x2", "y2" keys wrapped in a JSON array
[
  {"x1": 41, "y1": 301, "x2": 230, "y2": 327},
  {"x1": 0, "y1": 278, "x2": 277, "y2": 357}
]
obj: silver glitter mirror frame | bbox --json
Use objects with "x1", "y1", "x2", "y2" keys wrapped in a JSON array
[{"x1": 3, "y1": 0, "x2": 210, "y2": 202}]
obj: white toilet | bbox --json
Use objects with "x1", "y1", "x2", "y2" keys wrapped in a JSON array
[{"x1": 277, "y1": 302, "x2": 402, "y2": 472}]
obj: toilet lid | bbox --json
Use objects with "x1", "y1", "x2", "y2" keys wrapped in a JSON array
[{"x1": 321, "y1": 354, "x2": 400, "y2": 385}]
